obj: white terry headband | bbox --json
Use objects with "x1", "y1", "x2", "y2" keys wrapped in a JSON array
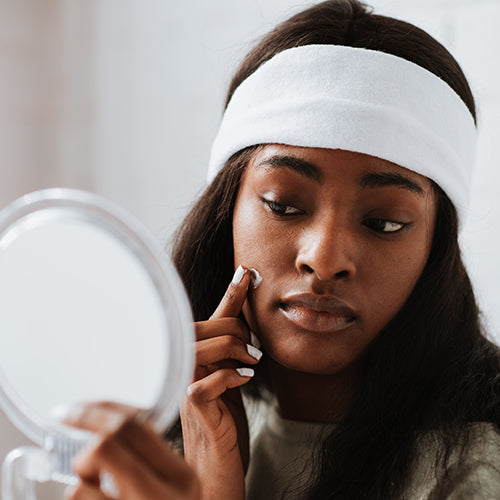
[{"x1": 208, "y1": 44, "x2": 477, "y2": 224}]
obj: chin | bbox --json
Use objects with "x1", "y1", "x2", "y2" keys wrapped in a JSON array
[{"x1": 266, "y1": 343, "x2": 354, "y2": 375}]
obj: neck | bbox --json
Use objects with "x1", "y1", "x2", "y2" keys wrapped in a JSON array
[{"x1": 268, "y1": 359, "x2": 358, "y2": 423}]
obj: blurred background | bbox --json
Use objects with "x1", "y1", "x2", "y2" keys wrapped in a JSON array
[{"x1": 0, "y1": 0, "x2": 499, "y2": 493}]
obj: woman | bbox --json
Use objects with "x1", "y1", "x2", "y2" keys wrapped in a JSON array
[{"x1": 65, "y1": 1, "x2": 500, "y2": 499}]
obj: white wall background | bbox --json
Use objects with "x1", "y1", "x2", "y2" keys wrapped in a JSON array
[{"x1": 0, "y1": 0, "x2": 499, "y2": 496}]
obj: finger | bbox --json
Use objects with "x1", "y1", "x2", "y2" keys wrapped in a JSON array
[
  {"x1": 110, "y1": 418, "x2": 196, "y2": 485},
  {"x1": 53, "y1": 401, "x2": 141, "y2": 428},
  {"x1": 73, "y1": 433, "x2": 183, "y2": 499},
  {"x1": 59, "y1": 404, "x2": 128, "y2": 433},
  {"x1": 68, "y1": 409, "x2": 194, "y2": 486},
  {"x1": 64, "y1": 406, "x2": 191, "y2": 481},
  {"x1": 65, "y1": 482, "x2": 111, "y2": 500},
  {"x1": 79, "y1": 401, "x2": 141, "y2": 417},
  {"x1": 195, "y1": 317, "x2": 251, "y2": 344},
  {"x1": 211, "y1": 265, "x2": 251, "y2": 319},
  {"x1": 184, "y1": 368, "x2": 254, "y2": 433},
  {"x1": 186, "y1": 367, "x2": 254, "y2": 406},
  {"x1": 196, "y1": 335, "x2": 262, "y2": 367}
]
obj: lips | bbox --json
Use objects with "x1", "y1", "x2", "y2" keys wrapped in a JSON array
[{"x1": 279, "y1": 293, "x2": 357, "y2": 333}]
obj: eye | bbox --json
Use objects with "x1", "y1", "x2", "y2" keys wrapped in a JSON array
[
  {"x1": 364, "y1": 218, "x2": 406, "y2": 233},
  {"x1": 263, "y1": 199, "x2": 302, "y2": 216}
]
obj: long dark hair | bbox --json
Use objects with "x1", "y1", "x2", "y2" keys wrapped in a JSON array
[{"x1": 172, "y1": 1, "x2": 500, "y2": 498}]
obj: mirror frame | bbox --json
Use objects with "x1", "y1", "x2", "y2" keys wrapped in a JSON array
[{"x1": 0, "y1": 188, "x2": 194, "y2": 449}]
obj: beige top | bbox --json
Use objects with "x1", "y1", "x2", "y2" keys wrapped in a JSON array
[{"x1": 245, "y1": 401, "x2": 500, "y2": 499}]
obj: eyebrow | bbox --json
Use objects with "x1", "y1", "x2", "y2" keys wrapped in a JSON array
[
  {"x1": 360, "y1": 171, "x2": 425, "y2": 195},
  {"x1": 254, "y1": 155, "x2": 425, "y2": 195},
  {"x1": 254, "y1": 155, "x2": 323, "y2": 182}
]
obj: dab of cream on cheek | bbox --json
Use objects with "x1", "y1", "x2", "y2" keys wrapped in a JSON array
[{"x1": 249, "y1": 268, "x2": 262, "y2": 288}]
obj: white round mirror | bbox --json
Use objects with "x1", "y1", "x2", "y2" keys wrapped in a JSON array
[{"x1": 0, "y1": 189, "x2": 194, "y2": 484}]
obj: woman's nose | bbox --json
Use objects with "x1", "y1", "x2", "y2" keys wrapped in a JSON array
[{"x1": 295, "y1": 217, "x2": 357, "y2": 281}]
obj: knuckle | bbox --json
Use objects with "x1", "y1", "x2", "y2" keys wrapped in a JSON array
[
  {"x1": 214, "y1": 368, "x2": 231, "y2": 385},
  {"x1": 186, "y1": 382, "x2": 206, "y2": 404},
  {"x1": 222, "y1": 335, "x2": 244, "y2": 358},
  {"x1": 224, "y1": 284, "x2": 239, "y2": 302}
]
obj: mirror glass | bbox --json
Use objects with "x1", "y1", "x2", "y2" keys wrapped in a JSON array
[
  {"x1": 0, "y1": 216, "x2": 166, "y2": 416},
  {"x1": 0, "y1": 189, "x2": 194, "y2": 447}
]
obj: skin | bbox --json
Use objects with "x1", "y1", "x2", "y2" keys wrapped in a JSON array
[
  {"x1": 65, "y1": 144, "x2": 437, "y2": 499},
  {"x1": 233, "y1": 145, "x2": 437, "y2": 421},
  {"x1": 63, "y1": 404, "x2": 201, "y2": 500}
]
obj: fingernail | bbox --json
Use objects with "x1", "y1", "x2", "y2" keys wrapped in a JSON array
[
  {"x1": 236, "y1": 367, "x2": 255, "y2": 377},
  {"x1": 232, "y1": 265, "x2": 246, "y2": 285},
  {"x1": 50, "y1": 403, "x2": 80, "y2": 422},
  {"x1": 249, "y1": 268, "x2": 262, "y2": 288},
  {"x1": 246, "y1": 344, "x2": 263, "y2": 361},
  {"x1": 250, "y1": 331, "x2": 261, "y2": 349}
]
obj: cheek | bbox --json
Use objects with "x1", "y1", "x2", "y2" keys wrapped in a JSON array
[
  {"x1": 232, "y1": 200, "x2": 295, "y2": 330},
  {"x1": 359, "y1": 241, "x2": 430, "y2": 332},
  {"x1": 367, "y1": 199, "x2": 435, "y2": 321},
  {"x1": 232, "y1": 201, "x2": 294, "y2": 273}
]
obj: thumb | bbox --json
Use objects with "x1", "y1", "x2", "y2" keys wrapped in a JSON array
[{"x1": 211, "y1": 265, "x2": 251, "y2": 319}]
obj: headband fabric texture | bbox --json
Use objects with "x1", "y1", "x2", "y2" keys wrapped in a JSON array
[{"x1": 208, "y1": 45, "x2": 477, "y2": 225}]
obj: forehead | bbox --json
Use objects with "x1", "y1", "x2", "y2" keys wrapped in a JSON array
[{"x1": 247, "y1": 144, "x2": 433, "y2": 191}]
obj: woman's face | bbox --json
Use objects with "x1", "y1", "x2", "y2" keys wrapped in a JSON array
[{"x1": 232, "y1": 145, "x2": 436, "y2": 375}]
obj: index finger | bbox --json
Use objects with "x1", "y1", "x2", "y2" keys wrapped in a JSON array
[
  {"x1": 72, "y1": 418, "x2": 196, "y2": 495},
  {"x1": 64, "y1": 406, "x2": 195, "y2": 485},
  {"x1": 211, "y1": 265, "x2": 251, "y2": 319}
]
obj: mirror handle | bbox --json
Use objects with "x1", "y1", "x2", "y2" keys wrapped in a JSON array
[{"x1": 2, "y1": 446, "x2": 53, "y2": 500}]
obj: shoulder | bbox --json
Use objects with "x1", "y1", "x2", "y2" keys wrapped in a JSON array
[{"x1": 407, "y1": 423, "x2": 500, "y2": 499}]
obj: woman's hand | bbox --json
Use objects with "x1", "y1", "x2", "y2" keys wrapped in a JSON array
[
  {"x1": 181, "y1": 266, "x2": 262, "y2": 500},
  {"x1": 62, "y1": 403, "x2": 200, "y2": 500}
]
